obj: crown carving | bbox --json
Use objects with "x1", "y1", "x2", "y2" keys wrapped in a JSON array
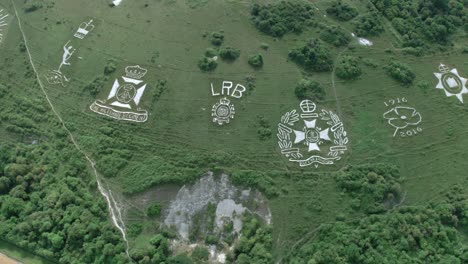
[
  {"x1": 125, "y1": 65, "x2": 147, "y2": 79},
  {"x1": 439, "y1": 63, "x2": 450, "y2": 74},
  {"x1": 300, "y1": 100, "x2": 316, "y2": 113}
]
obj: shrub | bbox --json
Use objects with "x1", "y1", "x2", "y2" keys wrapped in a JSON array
[
  {"x1": 219, "y1": 46, "x2": 240, "y2": 61},
  {"x1": 248, "y1": 54, "x2": 263, "y2": 68},
  {"x1": 251, "y1": 1, "x2": 314, "y2": 37},
  {"x1": 147, "y1": 203, "x2": 162, "y2": 217},
  {"x1": 326, "y1": 0, "x2": 358, "y2": 21},
  {"x1": 320, "y1": 25, "x2": 351, "y2": 47},
  {"x1": 354, "y1": 12, "x2": 384, "y2": 37},
  {"x1": 198, "y1": 57, "x2": 218, "y2": 71},
  {"x1": 336, "y1": 56, "x2": 362, "y2": 80},
  {"x1": 289, "y1": 39, "x2": 333, "y2": 72},
  {"x1": 384, "y1": 61, "x2": 416, "y2": 85},
  {"x1": 104, "y1": 61, "x2": 117, "y2": 75},
  {"x1": 211, "y1": 32, "x2": 224, "y2": 46},
  {"x1": 204, "y1": 47, "x2": 218, "y2": 57},
  {"x1": 191, "y1": 246, "x2": 209, "y2": 261},
  {"x1": 294, "y1": 79, "x2": 325, "y2": 101},
  {"x1": 24, "y1": 2, "x2": 43, "y2": 12}
]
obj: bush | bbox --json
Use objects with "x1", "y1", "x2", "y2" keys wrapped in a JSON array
[
  {"x1": 336, "y1": 56, "x2": 362, "y2": 80},
  {"x1": 326, "y1": 0, "x2": 358, "y2": 21},
  {"x1": 211, "y1": 32, "x2": 224, "y2": 46},
  {"x1": 191, "y1": 246, "x2": 209, "y2": 261},
  {"x1": 24, "y1": 2, "x2": 43, "y2": 12},
  {"x1": 219, "y1": 46, "x2": 240, "y2": 61},
  {"x1": 147, "y1": 203, "x2": 162, "y2": 217},
  {"x1": 204, "y1": 47, "x2": 218, "y2": 57},
  {"x1": 104, "y1": 61, "x2": 117, "y2": 75},
  {"x1": 251, "y1": 2, "x2": 314, "y2": 37},
  {"x1": 320, "y1": 25, "x2": 351, "y2": 47},
  {"x1": 248, "y1": 54, "x2": 263, "y2": 68},
  {"x1": 128, "y1": 223, "x2": 143, "y2": 237},
  {"x1": 198, "y1": 57, "x2": 218, "y2": 71},
  {"x1": 294, "y1": 79, "x2": 325, "y2": 101},
  {"x1": 384, "y1": 61, "x2": 416, "y2": 85},
  {"x1": 354, "y1": 12, "x2": 384, "y2": 37},
  {"x1": 289, "y1": 39, "x2": 333, "y2": 72}
]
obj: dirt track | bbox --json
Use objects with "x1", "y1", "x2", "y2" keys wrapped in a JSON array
[{"x1": 0, "y1": 253, "x2": 21, "y2": 264}]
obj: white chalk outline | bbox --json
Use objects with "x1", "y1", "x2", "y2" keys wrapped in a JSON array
[{"x1": 434, "y1": 63, "x2": 468, "y2": 103}]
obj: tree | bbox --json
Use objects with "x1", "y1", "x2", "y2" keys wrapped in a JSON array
[
  {"x1": 147, "y1": 203, "x2": 162, "y2": 217},
  {"x1": 251, "y1": 2, "x2": 314, "y2": 37},
  {"x1": 211, "y1": 32, "x2": 224, "y2": 46},
  {"x1": 336, "y1": 56, "x2": 362, "y2": 80},
  {"x1": 289, "y1": 39, "x2": 333, "y2": 72},
  {"x1": 248, "y1": 54, "x2": 263, "y2": 68},
  {"x1": 354, "y1": 12, "x2": 384, "y2": 37},
  {"x1": 385, "y1": 61, "x2": 416, "y2": 85},
  {"x1": 294, "y1": 79, "x2": 325, "y2": 101},
  {"x1": 198, "y1": 57, "x2": 218, "y2": 71},
  {"x1": 219, "y1": 46, "x2": 241, "y2": 61},
  {"x1": 326, "y1": 1, "x2": 358, "y2": 21},
  {"x1": 320, "y1": 25, "x2": 351, "y2": 47}
]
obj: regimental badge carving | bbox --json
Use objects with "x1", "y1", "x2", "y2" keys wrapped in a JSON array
[
  {"x1": 434, "y1": 64, "x2": 468, "y2": 103},
  {"x1": 212, "y1": 97, "x2": 235, "y2": 125},
  {"x1": 0, "y1": 7, "x2": 12, "y2": 47},
  {"x1": 382, "y1": 97, "x2": 422, "y2": 138},
  {"x1": 74, "y1": 19, "x2": 95, "y2": 39},
  {"x1": 90, "y1": 65, "x2": 149, "y2": 123},
  {"x1": 210, "y1": 81, "x2": 246, "y2": 126},
  {"x1": 277, "y1": 100, "x2": 348, "y2": 168},
  {"x1": 44, "y1": 18, "x2": 96, "y2": 86}
]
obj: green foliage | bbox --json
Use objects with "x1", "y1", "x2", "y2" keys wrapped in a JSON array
[
  {"x1": 336, "y1": 56, "x2": 362, "y2": 80},
  {"x1": 104, "y1": 60, "x2": 117, "y2": 75},
  {"x1": 210, "y1": 32, "x2": 224, "y2": 46},
  {"x1": 326, "y1": 0, "x2": 358, "y2": 21},
  {"x1": 198, "y1": 57, "x2": 218, "y2": 71},
  {"x1": 260, "y1": 43, "x2": 269, "y2": 50},
  {"x1": 128, "y1": 223, "x2": 143, "y2": 237},
  {"x1": 289, "y1": 186, "x2": 468, "y2": 263},
  {"x1": 147, "y1": 203, "x2": 162, "y2": 217},
  {"x1": 231, "y1": 170, "x2": 279, "y2": 198},
  {"x1": 219, "y1": 46, "x2": 240, "y2": 61},
  {"x1": 353, "y1": 12, "x2": 385, "y2": 37},
  {"x1": 0, "y1": 142, "x2": 128, "y2": 263},
  {"x1": 204, "y1": 47, "x2": 217, "y2": 57},
  {"x1": 96, "y1": 154, "x2": 128, "y2": 178},
  {"x1": 335, "y1": 164, "x2": 402, "y2": 213},
  {"x1": 251, "y1": 1, "x2": 314, "y2": 37},
  {"x1": 168, "y1": 254, "x2": 194, "y2": 264},
  {"x1": 371, "y1": 0, "x2": 468, "y2": 47},
  {"x1": 248, "y1": 54, "x2": 263, "y2": 68},
  {"x1": 320, "y1": 25, "x2": 351, "y2": 47},
  {"x1": 84, "y1": 76, "x2": 108, "y2": 96},
  {"x1": 233, "y1": 215, "x2": 273, "y2": 263},
  {"x1": 294, "y1": 79, "x2": 325, "y2": 101},
  {"x1": 256, "y1": 115, "x2": 271, "y2": 141},
  {"x1": 289, "y1": 39, "x2": 333, "y2": 72},
  {"x1": 191, "y1": 246, "x2": 209, "y2": 261},
  {"x1": 24, "y1": 1, "x2": 43, "y2": 13},
  {"x1": 384, "y1": 60, "x2": 416, "y2": 85}
]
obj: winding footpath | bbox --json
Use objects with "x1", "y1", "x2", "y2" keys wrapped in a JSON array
[{"x1": 11, "y1": 1, "x2": 131, "y2": 260}]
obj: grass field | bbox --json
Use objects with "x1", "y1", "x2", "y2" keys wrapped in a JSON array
[{"x1": 1, "y1": 0, "x2": 467, "y2": 261}]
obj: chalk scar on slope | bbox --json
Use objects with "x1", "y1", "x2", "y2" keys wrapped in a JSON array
[{"x1": 11, "y1": 0, "x2": 131, "y2": 259}]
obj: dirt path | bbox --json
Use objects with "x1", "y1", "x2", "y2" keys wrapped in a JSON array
[
  {"x1": 0, "y1": 253, "x2": 21, "y2": 264},
  {"x1": 11, "y1": 0, "x2": 131, "y2": 261}
]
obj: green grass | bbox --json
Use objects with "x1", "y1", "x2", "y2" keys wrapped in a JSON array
[
  {"x1": 1, "y1": 0, "x2": 467, "y2": 260},
  {"x1": 0, "y1": 241, "x2": 55, "y2": 264}
]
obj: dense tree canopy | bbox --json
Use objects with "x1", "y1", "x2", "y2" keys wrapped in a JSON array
[
  {"x1": 289, "y1": 185, "x2": 468, "y2": 264},
  {"x1": 320, "y1": 25, "x2": 351, "y2": 47},
  {"x1": 370, "y1": 0, "x2": 468, "y2": 47},
  {"x1": 336, "y1": 56, "x2": 362, "y2": 80},
  {"x1": 289, "y1": 39, "x2": 333, "y2": 72},
  {"x1": 251, "y1": 1, "x2": 314, "y2": 37},
  {"x1": 385, "y1": 60, "x2": 416, "y2": 85},
  {"x1": 326, "y1": 0, "x2": 359, "y2": 21},
  {"x1": 294, "y1": 79, "x2": 326, "y2": 101},
  {"x1": 353, "y1": 12, "x2": 385, "y2": 37}
]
